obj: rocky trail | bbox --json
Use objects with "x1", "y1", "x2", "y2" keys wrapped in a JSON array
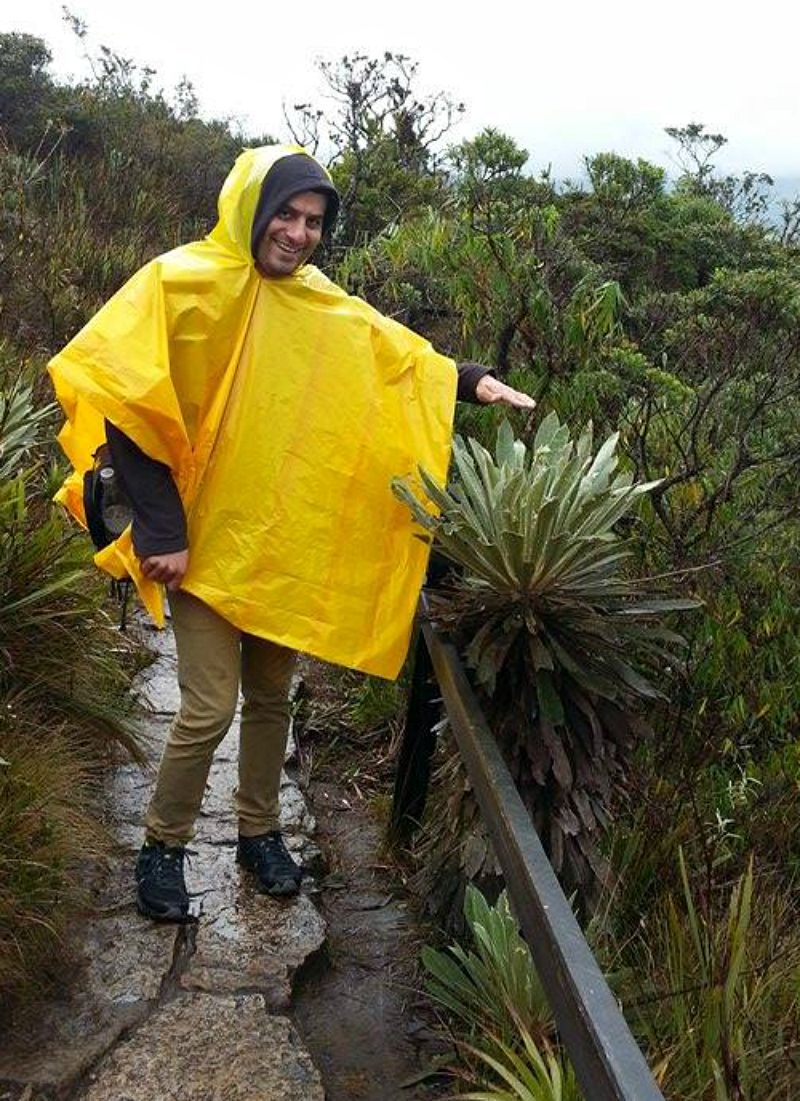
[{"x1": 0, "y1": 623, "x2": 441, "y2": 1101}]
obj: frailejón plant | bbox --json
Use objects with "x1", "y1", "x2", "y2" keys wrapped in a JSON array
[{"x1": 394, "y1": 413, "x2": 696, "y2": 899}]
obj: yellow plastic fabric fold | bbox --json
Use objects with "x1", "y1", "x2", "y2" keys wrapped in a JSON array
[{"x1": 49, "y1": 145, "x2": 456, "y2": 678}]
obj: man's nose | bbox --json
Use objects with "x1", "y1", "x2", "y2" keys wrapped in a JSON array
[{"x1": 285, "y1": 217, "x2": 307, "y2": 244}]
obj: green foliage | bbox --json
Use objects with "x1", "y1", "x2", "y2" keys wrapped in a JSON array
[
  {"x1": 0, "y1": 350, "x2": 142, "y2": 1008},
  {"x1": 347, "y1": 673, "x2": 403, "y2": 733},
  {"x1": 666, "y1": 123, "x2": 775, "y2": 224},
  {"x1": 336, "y1": 130, "x2": 633, "y2": 424},
  {"x1": 449, "y1": 129, "x2": 551, "y2": 229},
  {"x1": 0, "y1": 372, "x2": 54, "y2": 478},
  {"x1": 0, "y1": 33, "x2": 60, "y2": 148},
  {"x1": 423, "y1": 862, "x2": 799, "y2": 1101},
  {"x1": 0, "y1": 474, "x2": 142, "y2": 757},
  {"x1": 617, "y1": 260, "x2": 800, "y2": 768},
  {"x1": 456, "y1": 1030, "x2": 582, "y2": 1101},
  {"x1": 287, "y1": 52, "x2": 461, "y2": 247},
  {"x1": 422, "y1": 886, "x2": 579, "y2": 1100},
  {"x1": 665, "y1": 123, "x2": 728, "y2": 194},
  {"x1": 0, "y1": 380, "x2": 141, "y2": 756},
  {"x1": 396, "y1": 416, "x2": 695, "y2": 898},
  {"x1": 0, "y1": 26, "x2": 263, "y2": 356},
  {"x1": 422, "y1": 886, "x2": 552, "y2": 1051},
  {"x1": 585, "y1": 152, "x2": 666, "y2": 210}
]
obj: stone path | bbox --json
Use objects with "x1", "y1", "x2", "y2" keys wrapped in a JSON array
[{"x1": 0, "y1": 623, "x2": 327, "y2": 1101}]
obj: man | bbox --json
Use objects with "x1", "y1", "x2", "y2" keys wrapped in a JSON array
[{"x1": 49, "y1": 145, "x2": 534, "y2": 922}]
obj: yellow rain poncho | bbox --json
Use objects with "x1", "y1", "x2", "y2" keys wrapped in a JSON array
[{"x1": 49, "y1": 145, "x2": 456, "y2": 678}]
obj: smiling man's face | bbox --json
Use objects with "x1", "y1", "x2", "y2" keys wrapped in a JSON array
[{"x1": 255, "y1": 190, "x2": 327, "y2": 277}]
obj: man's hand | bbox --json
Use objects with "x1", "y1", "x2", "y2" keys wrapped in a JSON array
[
  {"x1": 140, "y1": 549, "x2": 189, "y2": 591},
  {"x1": 475, "y1": 375, "x2": 537, "y2": 410}
]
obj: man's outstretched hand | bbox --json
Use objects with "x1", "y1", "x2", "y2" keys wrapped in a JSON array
[
  {"x1": 475, "y1": 375, "x2": 536, "y2": 410},
  {"x1": 141, "y1": 549, "x2": 189, "y2": 591}
]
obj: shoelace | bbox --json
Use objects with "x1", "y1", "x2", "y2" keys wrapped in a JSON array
[
  {"x1": 252, "y1": 836, "x2": 298, "y2": 874},
  {"x1": 149, "y1": 846, "x2": 196, "y2": 881},
  {"x1": 268, "y1": 844, "x2": 296, "y2": 873}
]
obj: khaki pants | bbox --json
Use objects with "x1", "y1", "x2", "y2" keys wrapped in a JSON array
[{"x1": 144, "y1": 590, "x2": 297, "y2": 845}]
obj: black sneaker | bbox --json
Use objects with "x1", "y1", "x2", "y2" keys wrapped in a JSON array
[
  {"x1": 237, "y1": 831, "x2": 302, "y2": 897},
  {"x1": 135, "y1": 842, "x2": 192, "y2": 922}
]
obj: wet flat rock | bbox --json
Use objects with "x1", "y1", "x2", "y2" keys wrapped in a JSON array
[
  {"x1": 0, "y1": 915, "x2": 177, "y2": 1093},
  {"x1": 135, "y1": 662, "x2": 181, "y2": 715},
  {"x1": 132, "y1": 624, "x2": 180, "y2": 714},
  {"x1": 180, "y1": 844, "x2": 326, "y2": 1008},
  {"x1": 78, "y1": 993, "x2": 324, "y2": 1101}
]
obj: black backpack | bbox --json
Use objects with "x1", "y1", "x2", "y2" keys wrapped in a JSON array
[
  {"x1": 82, "y1": 443, "x2": 133, "y2": 551},
  {"x1": 82, "y1": 442, "x2": 135, "y2": 627}
]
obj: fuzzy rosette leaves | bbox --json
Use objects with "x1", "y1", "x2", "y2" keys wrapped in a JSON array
[{"x1": 393, "y1": 413, "x2": 697, "y2": 898}]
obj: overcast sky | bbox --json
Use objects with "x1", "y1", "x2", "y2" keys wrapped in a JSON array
[{"x1": 4, "y1": 0, "x2": 800, "y2": 179}]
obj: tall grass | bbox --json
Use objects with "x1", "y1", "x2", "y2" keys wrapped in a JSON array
[
  {"x1": 619, "y1": 853, "x2": 800, "y2": 1100},
  {"x1": 0, "y1": 709, "x2": 104, "y2": 1003},
  {"x1": 422, "y1": 864, "x2": 800, "y2": 1101},
  {"x1": 0, "y1": 475, "x2": 143, "y2": 758},
  {"x1": 0, "y1": 371, "x2": 143, "y2": 1009},
  {"x1": 0, "y1": 375, "x2": 143, "y2": 758}
]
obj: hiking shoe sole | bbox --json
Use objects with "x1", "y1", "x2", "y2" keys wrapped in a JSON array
[{"x1": 136, "y1": 895, "x2": 196, "y2": 923}]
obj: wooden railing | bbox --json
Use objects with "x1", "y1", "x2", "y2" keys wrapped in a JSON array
[{"x1": 391, "y1": 601, "x2": 665, "y2": 1101}]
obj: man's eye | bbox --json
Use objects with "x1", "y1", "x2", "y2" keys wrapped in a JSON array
[{"x1": 308, "y1": 218, "x2": 322, "y2": 229}]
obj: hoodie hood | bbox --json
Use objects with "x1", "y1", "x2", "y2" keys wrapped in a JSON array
[
  {"x1": 209, "y1": 144, "x2": 339, "y2": 263},
  {"x1": 250, "y1": 153, "x2": 339, "y2": 258}
]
